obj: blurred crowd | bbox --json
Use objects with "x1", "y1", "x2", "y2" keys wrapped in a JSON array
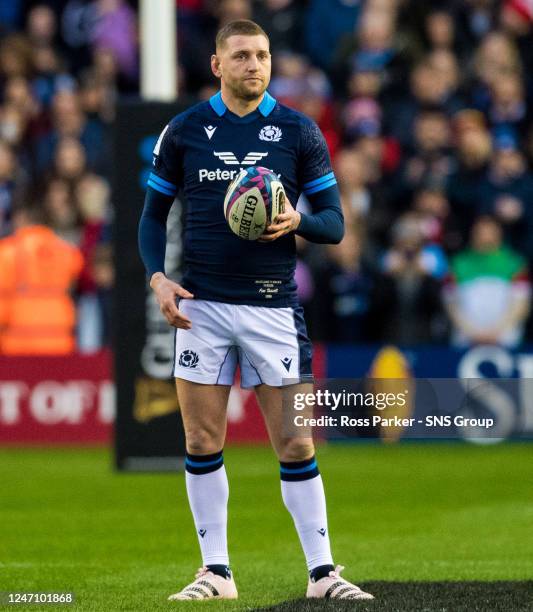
[{"x1": 1, "y1": 0, "x2": 533, "y2": 353}]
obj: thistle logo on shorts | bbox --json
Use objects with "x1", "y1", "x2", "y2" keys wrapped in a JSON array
[{"x1": 179, "y1": 350, "x2": 199, "y2": 368}]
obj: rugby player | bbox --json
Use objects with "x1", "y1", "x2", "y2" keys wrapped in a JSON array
[{"x1": 138, "y1": 19, "x2": 374, "y2": 602}]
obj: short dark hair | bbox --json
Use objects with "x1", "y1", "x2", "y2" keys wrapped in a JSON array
[
  {"x1": 12, "y1": 202, "x2": 46, "y2": 226},
  {"x1": 215, "y1": 19, "x2": 269, "y2": 50}
]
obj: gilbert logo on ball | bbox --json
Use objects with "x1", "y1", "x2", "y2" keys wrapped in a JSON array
[{"x1": 223, "y1": 166, "x2": 286, "y2": 241}]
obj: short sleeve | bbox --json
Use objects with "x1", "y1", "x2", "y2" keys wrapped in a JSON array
[
  {"x1": 298, "y1": 118, "x2": 337, "y2": 196},
  {"x1": 148, "y1": 118, "x2": 184, "y2": 197}
]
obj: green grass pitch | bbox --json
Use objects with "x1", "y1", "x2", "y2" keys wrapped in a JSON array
[{"x1": 1, "y1": 443, "x2": 532, "y2": 611}]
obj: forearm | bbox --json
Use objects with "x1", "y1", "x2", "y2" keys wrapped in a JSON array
[
  {"x1": 495, "y1": 295, "x2": 530, "y2": 333},
  {"x1": 138, "y1": 186, "x2": 174, "y2": 278},
  {"x1": 445, "y1": 301, "x2": 478, "y2": 336},
  {"x1": 295, "y1": 186, "x2": 344, "y2": 244}
]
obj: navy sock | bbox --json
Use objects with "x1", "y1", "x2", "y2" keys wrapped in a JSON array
[
  {"x1": 185, "y1": 450, "x2": 223, "y2": 475},
  {"x1": 310, "y1": 564, "x2": 335, "y2": 582},
  {"x1": 279, "y1": 456, "x2": 320, "y2": 481},
  {"x1": 206, "y1": 564, "x2": 231, "y2": 579}
]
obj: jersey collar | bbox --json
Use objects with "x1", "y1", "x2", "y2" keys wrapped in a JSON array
[{"x1": 209, "y1": 91, "x2": 277, "y2": 118}]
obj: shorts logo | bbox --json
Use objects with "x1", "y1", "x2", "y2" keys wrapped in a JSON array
[
  {"x1": 259, "y1": 125, "x2": 282, "y2": 142},
  {"x1": 317, "y1": 528, "x2": 326, "y2": 537},
  {"x1": 198, "y1": 529, "x2": 207, "y2": 538},
  {"x1": 281, "y1": 357, "x2": 292, "y2": 372},
  {"x1": 179, "y1": 350, "x2": 199, "y2": 369}
]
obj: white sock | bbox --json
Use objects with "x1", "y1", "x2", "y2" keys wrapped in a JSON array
[
  {"x1": 280, "y1": 458, "x2": 334, "y2": 571},
  {"x1": 185, "y1": 452, "x2": 229, "y2": 566}
]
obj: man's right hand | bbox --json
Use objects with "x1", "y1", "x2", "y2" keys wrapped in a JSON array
[{"x1": 150, "y1": 272, "x2": 194, "y2": 329}]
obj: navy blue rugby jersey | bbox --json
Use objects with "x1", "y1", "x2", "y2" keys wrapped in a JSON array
[{"x1": 148, "y1": 91, "x2": 339, "y2": 306}]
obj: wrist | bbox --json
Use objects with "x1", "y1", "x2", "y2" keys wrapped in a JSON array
[{"x1": 150, "y1": 271, "x2": 166, "y2": 289}]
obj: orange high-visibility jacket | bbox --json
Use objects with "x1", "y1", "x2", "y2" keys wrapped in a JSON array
[{"x1": 0, "y1": 225, "x2": 84, "y2": 355}]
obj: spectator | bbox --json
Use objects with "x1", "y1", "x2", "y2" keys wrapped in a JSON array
[
  {"x1": 412, "y1": 185, "x2": 462, "y2": 252},
  {"x1": 26, "y1": 4, "x2": 58, "y2": 48},
  {"x1": 395, "y1": 109, "x2": 455, "y2": 201},
  {"x1": 422, "y1": 8, "x2": 459, "y2": 55},
  {"x1": 446, "y1": 109, "x2": 492, "y2": 240},
  {"x1": 31, "y1": 45, "x2": 75, "y2": 108},
  {"x1": 0, "y1": 141, "x2": 19, "y2": 236},
  {"x1": 34, "y1": 90, "x2": 105, "y2": 175},
  {"x1": 75, "y1": 172, "x2": 112, "y2": 352},
  {"x1": 91, "y1": 0, "x2": 138, "y2": 85},
  {"x1": 444, "y1": 215, "x2": 530, "y2": 348},
  {"x1": 388, "y1": 58, "x2": 464, "y2": 147},
  {"x1": 346, "y1": 53, "x2": 384, "y2": 103},
  {"x1": 253, "y1": 0, "x2": 304, "y2": 53},
  {"x1": 335, "y1": 146, "x2": 391, "y2": 249},
  {"x1": 0, "y1": 203, "x2": 83, "y2": 354},
  {"x1": 478, "y1": 130, "x2": 533, "y2": 258},
  {"x1": 0, "y1": 34, "x2": 33, "y2": 80},
  {"x1": 305, "y1": 0, "x2": 363, "y2": 71},
  {"x1": 500, "y1": 0, "x2": 533, "y2": 69},
  {"x1": 90, "y1": 241, "x2": 114, "y2": 347},
  {"x1": 376, "y1": 212, "x2": 447, "y2": 344},
  {"x1": 487, "y1": 72, "x2": 528, "y2": 134},
  {"x1": 333, "y1": 5, "x2": 403, "y2": 96},
  {"x1": 470, "y1": 31, "x2": 522, "y2": 113},
  {"x1": 315, "y1": 228, "x2": 378, "y2": 343}
]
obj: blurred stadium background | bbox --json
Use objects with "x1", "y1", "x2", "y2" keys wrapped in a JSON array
[{"x1": 0, "y1": 0, "x2": 532, "y2": 610}]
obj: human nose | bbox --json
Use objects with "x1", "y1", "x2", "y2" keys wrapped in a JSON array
[{"x1": 246, "y1": 55, "x2": 260, "y2": 72}]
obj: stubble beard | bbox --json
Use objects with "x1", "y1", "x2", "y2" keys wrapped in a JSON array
[{"x1": 230, "y1": 78, "x2": 268, "y2": 102}]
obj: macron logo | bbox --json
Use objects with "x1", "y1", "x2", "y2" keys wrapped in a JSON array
[
  {"x1": 204, "y1": 125, "x2": 217, "y2": 140},
  {"x1": 281, "y1": 357, "x2": 292, "y2": 372}
]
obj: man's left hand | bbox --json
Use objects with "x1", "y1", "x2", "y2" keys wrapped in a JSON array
[{"x1": 258, "y1": 198, "x2": 300, "y2": 242}]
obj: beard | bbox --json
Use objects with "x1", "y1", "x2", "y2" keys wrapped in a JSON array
[{"x1": 229, "y1": 77, "x2": 267, "y2": 102}]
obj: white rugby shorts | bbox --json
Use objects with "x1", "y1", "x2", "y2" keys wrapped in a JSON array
[{"x1": 173, "y1": 299, "x2": 313, "y2": 388}]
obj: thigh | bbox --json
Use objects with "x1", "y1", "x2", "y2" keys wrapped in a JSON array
[
  {"x1": 255, "y1": 382, "x2": 315, "y2": 461},
  {"x1": 176, "y1": 379, "x2": 231, "y2": 454},
  {"x1": 237, "y1": 304, "x2": 313, "y2": 388},
  {"x1": 174, "y1": 300, "x2": 238, "y2": 385}
]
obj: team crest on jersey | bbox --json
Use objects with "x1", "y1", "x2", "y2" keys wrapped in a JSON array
[{"x1": 259, "y1": 125, "x2": 282, "y2": 142}]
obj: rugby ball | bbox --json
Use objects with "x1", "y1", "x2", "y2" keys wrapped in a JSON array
[{"x1": 223, "y1": 166, "x2": 285, "y2": 240}]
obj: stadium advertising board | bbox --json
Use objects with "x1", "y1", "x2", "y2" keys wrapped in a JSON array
[
  {"x1": 0, "y1": 351, "x2": 113, "y2": 444},
  {"x1": 2, "y1": 344, "x2": 531, "y2": 445},
  {"x1": 322, "y1": 345, "x2": 533, "y2": 441}
]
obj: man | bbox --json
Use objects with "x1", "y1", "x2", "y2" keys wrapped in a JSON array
[
  {"x1": 444, "y1": 215, "x2": 530, "y2": 347},
  {"x1": 0, "y1": 204, "x2": 83, "y2": 354},
  {"x1": 138, "y1": 20, "x2": 373, "y2": 602}
]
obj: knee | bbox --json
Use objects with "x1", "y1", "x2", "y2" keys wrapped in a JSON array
[
  {"x1": 278, "y1": 438, "x2": 315, "y2": 462},
  {"x1": 185, "y1": 427, "x2": 222, "y2": 455}
]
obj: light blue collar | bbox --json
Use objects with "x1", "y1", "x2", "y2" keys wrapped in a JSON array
[{"x1": 209, "y1": 91, "x2": 276, "y2": 117}]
